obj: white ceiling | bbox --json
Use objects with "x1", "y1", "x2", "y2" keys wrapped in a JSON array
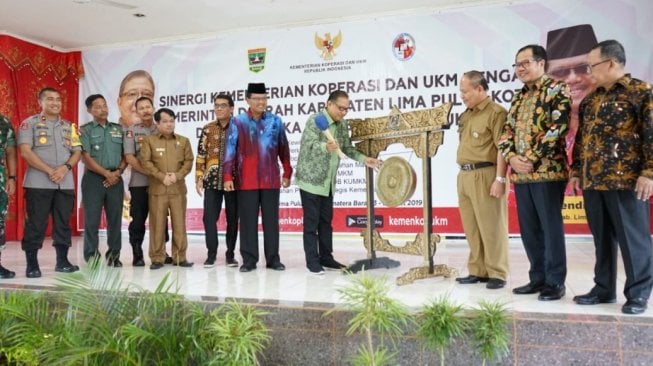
[{"x1": 0, "y1": 0, "x2": 525, "y2": 51}]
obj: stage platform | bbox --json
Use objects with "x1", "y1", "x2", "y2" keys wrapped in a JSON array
[{"x1": 1, "y1": 233, "x2": 652, "y2": 365}]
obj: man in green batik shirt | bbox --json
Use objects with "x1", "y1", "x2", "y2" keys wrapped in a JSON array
[
  {"x1": 0, "y1": 113, "x2": 17, "y2": 279},
  {"x1": 295, "y1": 90, "x2": 381, "y2": 275}
]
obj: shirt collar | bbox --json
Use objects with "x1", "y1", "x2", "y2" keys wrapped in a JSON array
[
  {"x1": 91, "y1": 119, "x2": 109, "y2": 127},
  {"x1": 321, "y1": 108, "x2": 339, "y2": 125},
  {"x1": 247, "y1": 109, "x2": 266, "y2": 121},
  {"x1": 521, "y1": 74, "x2": 549, "y2": 93},
  {"x1": 214, "y1": 117, "x2": 232, "y2": 130},
  {"x1": 156, "y1": 132, "x2": 176, "y2": 139},
  {"x1": 468, "y1": 97, "x2": 491, "y2": 112}
]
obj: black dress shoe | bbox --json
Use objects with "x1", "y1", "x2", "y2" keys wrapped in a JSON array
[
  {"x1": 203, "y1": 258, "x2": 216, "y2": 268},
  {"x1": 150, "y1": 262, "x2": 164, "y2": 270},
  {"x1": 622, "y1": 298, "x2": 648, "y2": 315},
  {"x1": 55, "y1": 264, "x2": 80, "y2": 273},
  {"x1": 0, "y1": 264, "x2": 15, "y2": 279},
  {"x1": 486, "y1": 278, "x2": 506, "y2": 289},
  {"x1": 239, "y1": 264, "x2": 255, "y2": 273},
  {"x1": 164, "y1": 255, "x2": 173, "y2": 265},
  {"x1": 573, "y1": 292, "x2": 616, "y2": 305},
  {"x1": 538, "y1": 284, "x2": 565, "y2": 301},
  {"x1": 226, "y1": 258, "x2": 239, "y2": 268},
  {"x1": 266, "y1": 262, "x2": 286, "y2": 271},
  {"x1": 512, "y1": 281, "x2": 546, "y2": 294},
  {"x1": 132, "y1": 257, "x2": 145, "y2": 267},
  {"x1": 320, "y1": 259, "x2": 347, "y2": 270},
  {"x1": 26, "y1": 265, "x2": 42, "y2": 278},
  {"x1": 456, "y1": 275, "x2": 489, "y2": 284},
  {"x1": 108, "y1": 258, "x2": 123, "y2": 268},
  {"x1": 174, "y1": 261, "x2": 194, "y2": 268}
]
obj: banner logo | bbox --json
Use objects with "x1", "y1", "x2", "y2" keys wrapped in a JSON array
[
  {"x1": 314, "y1": 31, "x2": 342, "y2": 60},
  {"x1": 346, "y1": 215, "x2": 383, "y2": 228},
  {"x1": 392, "y1": 33, "x2": 415, "y2": 61},
  {"x1": 248, "y1": 48, "x2": 266, "y2": 73}
]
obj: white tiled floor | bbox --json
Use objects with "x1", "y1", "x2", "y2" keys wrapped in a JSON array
[{"x1": 0, "y1": 233, "x2": 649, "y2": 317}]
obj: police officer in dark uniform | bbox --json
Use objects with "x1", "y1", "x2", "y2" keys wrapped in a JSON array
[
  {"x1": 80, "y1": 94, "x2": 126, "y2": 266},
  {"x1": 18, "y1": 87, "x2": 81, "y2": 278},
  {"x1": 124, "y1": 96, "x2": 170, "y2": 266},
  {"x1": 0, "y1": 113, "x2": 17, "y2": 279}
]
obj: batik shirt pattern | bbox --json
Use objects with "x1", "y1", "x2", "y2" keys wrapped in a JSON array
[
  {"x1": 571, "y1": 74, "x2": 653, "y2": 190},
  {"x1": 498, "y1": 75, "x2": 571, "y2": 184}
]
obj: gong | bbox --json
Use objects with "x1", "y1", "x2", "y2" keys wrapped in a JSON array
[{"x1": 375, "y1": 156, "x2": 416, "y2": 207}]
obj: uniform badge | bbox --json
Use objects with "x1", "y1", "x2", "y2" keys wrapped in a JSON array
[
  {"x1": 38, "y1": 137, "x2": 48, "y2": 144},
  {"x1": 472, "y1": 132, "x2": 479, "y2": 138}
]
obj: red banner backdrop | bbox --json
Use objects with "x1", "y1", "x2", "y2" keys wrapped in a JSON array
[{"x1": 0, "y1": 35, "x2": 84, "y2": 241}]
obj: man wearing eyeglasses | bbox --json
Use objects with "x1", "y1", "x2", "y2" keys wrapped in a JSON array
[
  {"x1": 569, "y1": 40, "x2": 653, "y2": 315},
  {"x1": 498, "y1": 44, "x2": 571, "y2": 301},
  {"x1": 195, "y1": 94, "x2": 239, "y2": 269},
  {"x1": 117, "y1": 70, "x2": 156, "y2": 128},
  {"x1": 223, "y1": 83, "x2": 292, "y2": 273},
  {"x1": 295, "y1": 90, "x2": 381, "y2": 275},
  {"x1": 546, "y1": 24, "x2": 598, "y2": 158}
]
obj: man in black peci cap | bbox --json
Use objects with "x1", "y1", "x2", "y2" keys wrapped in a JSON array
[
  {"x1": 546, "y1": 24, "x2": 598, "y2": 156},
  {"x1": 223, "y1": 83, "x2": 293, "y2": 273}
]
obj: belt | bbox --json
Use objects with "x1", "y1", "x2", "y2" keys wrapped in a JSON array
[{"x1": 460, "y1": 162, "x2": 494, "y2": 171}]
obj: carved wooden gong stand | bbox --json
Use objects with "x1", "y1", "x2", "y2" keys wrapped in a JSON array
[{"x1": 347, "y1": 103, "x2": 457, "y2": 285}]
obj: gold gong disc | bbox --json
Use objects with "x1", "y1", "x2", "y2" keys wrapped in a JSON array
[{"x1": 375, "y1": 156, "x2": 416, "y2": 207}]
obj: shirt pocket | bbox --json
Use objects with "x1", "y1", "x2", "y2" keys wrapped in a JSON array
[
  {"x1": 89, "y1": 134, "x2": 105, "y2": 157},
  {"x1": 33, "y1": 129, "x2": 53, "y2": 148},
  {"x1": 111, "y1": 135, "x2": 124, "y2": 147},
  {"x1": 470, "y1": 127, "x2": 492, "y2": 148}
]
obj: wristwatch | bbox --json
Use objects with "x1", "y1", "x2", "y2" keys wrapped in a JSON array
[
  {"x1": 7, "y1": 176, "x2": 15, "y2": 180},
  {"x1": 64, "y1": 163, "x2": 72, "y2": 171},
  {"x1": 495, "y1": 176, "x2": 506, "y2": 184}
]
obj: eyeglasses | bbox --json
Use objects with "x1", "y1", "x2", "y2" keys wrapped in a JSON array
[
  {"x1": 214, "y1": 103, "x2": 231, "y2": 109},
  {"x1": 121, "y1": 89, "x2": 154, "y2": 100},
  {"x1": 548, "y1": 64, "x2": 591, "y2": 79},
  {"x1": 589, "y1": 59, "x2": 611, "y2": 70},
  {"x1": 334, "y1": 104, "x2": 349, "y2": 113},
  {"x1": 512, "y1": 59, "x2": 539, "y2": 69}
]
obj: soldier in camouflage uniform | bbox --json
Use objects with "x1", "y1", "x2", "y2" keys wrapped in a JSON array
[{"x1": 0, "y1": 113, "x2": 17, "y2": 279}]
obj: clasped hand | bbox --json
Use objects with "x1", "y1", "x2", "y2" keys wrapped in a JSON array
[{"x1": 163, "y1": 172, "x2": 177, "y2": 186}]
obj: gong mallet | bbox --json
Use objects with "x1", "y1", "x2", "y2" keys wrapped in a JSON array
[{"x1": 315, "y1": 114, "x2": 345, "y2": 159}]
